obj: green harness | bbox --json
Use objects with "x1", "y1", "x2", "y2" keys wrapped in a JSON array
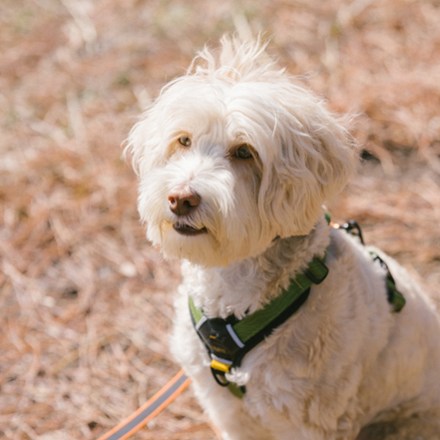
[
  {"x1": 188, "y1": 220, "x2": 405, "y2": 398},
  {"x1": 189, "y1": 256, "x2": 328, "y2": 397}
]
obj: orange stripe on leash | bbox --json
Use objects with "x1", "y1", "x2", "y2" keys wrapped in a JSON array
[{"x1": 97, "y1": 370, "x2": 191, "y2": 440}]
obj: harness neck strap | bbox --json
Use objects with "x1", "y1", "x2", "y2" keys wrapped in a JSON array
[{"x1": 188, "y1": 255, "x2": 329, "y2": 396}]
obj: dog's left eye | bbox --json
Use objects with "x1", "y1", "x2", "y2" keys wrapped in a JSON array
[
  {"x1": 233, "y1": 144, "x2": 253, "y2": 160},
  {"x1": 178, "y1": 136, "x2": 192, "y2": 147}
]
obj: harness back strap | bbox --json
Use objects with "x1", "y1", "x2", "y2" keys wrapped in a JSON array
[{"x1": 336, "y1": 219, "x2": 406, "y2": 313}]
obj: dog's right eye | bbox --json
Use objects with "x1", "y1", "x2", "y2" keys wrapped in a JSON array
[
  {"x1": 178, "y1": 136, "x2": 191, "y2": 147},
  {"x1": 233, "y1": 144, "x2": 253, "y2": 160}
]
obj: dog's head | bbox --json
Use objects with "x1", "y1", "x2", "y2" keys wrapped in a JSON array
[{"x1": 127, "y1": 37, "x2": 356, "y2": 266}]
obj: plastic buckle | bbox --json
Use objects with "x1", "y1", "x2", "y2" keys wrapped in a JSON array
[
  {"x1": 340, "y1": 220, "x2": 365, "y2": 245},
  {"x1": 210, "y1": 358, "x2": 230, "y2": 373},
  {"x1": 304, "y1": 258, "x2": 329, "y2": 284},
  {"x1": 210, "y1": 359, "x2": 231, "y2": 387},
  {"x1": 197, "y1": 317, "x2": 243, "y2": 362}
]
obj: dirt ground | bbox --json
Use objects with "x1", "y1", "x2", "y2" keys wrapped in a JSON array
[{"x1": 1, "y1": 1, "x2": 439, "y2": 439}]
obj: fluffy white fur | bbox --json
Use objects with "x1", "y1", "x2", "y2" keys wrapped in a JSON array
[{"x1": 127, "y1": 38, "x2": 440, "y2": 439}]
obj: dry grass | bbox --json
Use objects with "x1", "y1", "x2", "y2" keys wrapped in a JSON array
[{"x1": 1, "y1": 1, "x2": 439, "y2": 439}]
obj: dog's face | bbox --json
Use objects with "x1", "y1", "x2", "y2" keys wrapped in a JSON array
[{"x1": 128, "y1": 38, "x2": 356, "y2": 267}]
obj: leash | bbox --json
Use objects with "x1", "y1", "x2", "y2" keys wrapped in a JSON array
[{"x1": 97, "y1": 369, "x2": 191, "y2": 440}]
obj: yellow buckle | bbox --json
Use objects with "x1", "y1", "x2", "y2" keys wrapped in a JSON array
[{"x1": 210, "y1": 359, "x2": 230, "y2": 373}]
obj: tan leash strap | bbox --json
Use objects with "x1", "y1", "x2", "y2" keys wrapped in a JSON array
[{"x1": 97, "y1": 370, "x2": 191, "y2": 440}]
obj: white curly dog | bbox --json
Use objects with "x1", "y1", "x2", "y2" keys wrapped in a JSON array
[{"x1": 127, "y1": 38, "x2": 440, "y2": 440}]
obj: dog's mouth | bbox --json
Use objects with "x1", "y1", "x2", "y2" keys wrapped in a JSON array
[{"x1": 173, "y1": 222, "x2": 208, "y2": 236}]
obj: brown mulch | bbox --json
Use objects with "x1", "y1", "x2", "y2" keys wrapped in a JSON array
[{"x1": 1, "y1": 1, "x2": 439, "y2": 439}]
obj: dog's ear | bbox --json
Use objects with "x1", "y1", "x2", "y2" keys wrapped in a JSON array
[
  {"x1": 259, "y1": 100, "x2": 357, "y2": 237},
  {"x1": 125, "y1": 100, "x2": 170, "y2": 177},
  {"x1": 124, "y1": 110, "x2": 152, "y2": 177}
]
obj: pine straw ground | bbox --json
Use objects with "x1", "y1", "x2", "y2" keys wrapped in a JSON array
[{"x1": 1, "y1": 1, "x2": 439, "y2": 439}]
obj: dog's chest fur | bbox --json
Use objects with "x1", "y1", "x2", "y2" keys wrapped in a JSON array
[{"x1": 170, "y1": 222, "x2": 440, "y2": 439}]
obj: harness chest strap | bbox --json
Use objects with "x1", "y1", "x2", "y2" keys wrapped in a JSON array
[
  {"x1": 188, "y1": 225, "x2": 406, "y2": 397},
  {"x1": 188, "y1": 256, "x2": 329, "y2": 396}
]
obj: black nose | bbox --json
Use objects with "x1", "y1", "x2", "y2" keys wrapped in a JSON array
[{"x1": 168, "y1": 191, "x2": 201, "y2": 216}]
